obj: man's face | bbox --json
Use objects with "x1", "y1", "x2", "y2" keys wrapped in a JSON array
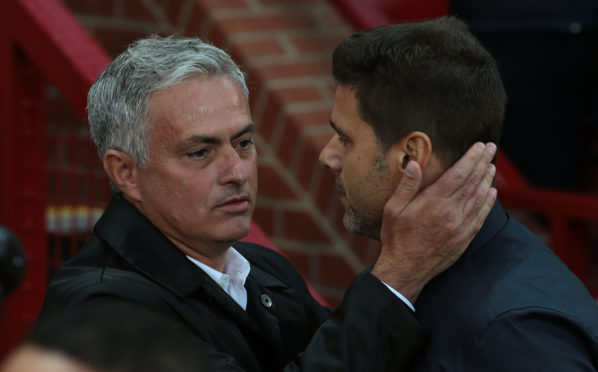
[
  {"x1": 319, "y1": 85, "x2": 400, "y2": 240},
  {"x1": 134, "y1": 75, "x2": 257, "y2": 256}
]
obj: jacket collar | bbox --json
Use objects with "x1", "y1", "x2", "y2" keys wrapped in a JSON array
[
  {"x1": 459, "y1": 201, "x2": 509, "y2": 261},
  {"x1": 94, "y1": 193, "x2": 207, "y2": 296}
]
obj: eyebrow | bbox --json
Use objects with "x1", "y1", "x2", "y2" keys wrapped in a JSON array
[
  {"x1": 329, "y1": 119, "x2": 349, "y2": 138},
  {"x1": 180, "y1": 123, "x2": 256, "y2": 147}
]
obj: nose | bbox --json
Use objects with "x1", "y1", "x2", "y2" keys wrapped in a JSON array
[
  {"x1": 220, "y1": 146, "x2": 249, "y2": 185},
  {"x1": 319, "y1": 136, "x2": 342, "y2": 173}
]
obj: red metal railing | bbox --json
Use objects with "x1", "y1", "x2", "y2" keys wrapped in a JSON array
[
  {"x1": 0, "y1": 0, "x2": 111, "y2": 355},
  {"x1": 329, "y1": 0, "x2": 598, "y2": 293}
]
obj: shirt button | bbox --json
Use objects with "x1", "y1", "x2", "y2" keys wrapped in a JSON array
[{"x1": 260, "y1": 294, "x2": 273, "y2": 308}]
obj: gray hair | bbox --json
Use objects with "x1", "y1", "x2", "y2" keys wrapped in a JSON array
[{"x1": 87, "y1": 35, "x2": 248, "y2": 167}]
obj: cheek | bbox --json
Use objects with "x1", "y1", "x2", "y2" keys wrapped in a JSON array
[
  {"x1": 246, "y1": 158, "x2": 259, "y2": 194},
  {"x1": 152, "y1": 168, "x2": 213, "y2": 209}
]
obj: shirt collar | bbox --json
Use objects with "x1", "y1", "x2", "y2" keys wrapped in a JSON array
[
  {"x1": 224, "y1": 247, "x2": 251, "y2": 288},
  {"x1": 186, "y1": 247, "x2": 250, "y2": 301}
]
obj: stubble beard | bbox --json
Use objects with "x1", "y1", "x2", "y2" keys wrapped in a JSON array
[
  {"x1": 341, "y1": 151, "x2": 390, "y2": 241},
  {"x1": 343, "y1": 207, "x2": 382, "y2": 241}
]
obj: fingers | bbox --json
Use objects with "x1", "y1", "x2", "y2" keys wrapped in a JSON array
[
  {"x1": 431, "y1": 142, "x2": 496, "y2": 198},
  {"x1": 384, "y1": 160, "x2": 423, "y2": 216},
  {"x1": 452, "y1": 143, "x2": 494, "y2": 201},
  {"x1": 458, "y1": 162, "x2": 498, "y2": 238},
  {"x1": 455, "y1": 186, "x2": 498, "y2": 245},
  {"x1": 463, "y1": 161, "x2": 495, "y2": 218}
]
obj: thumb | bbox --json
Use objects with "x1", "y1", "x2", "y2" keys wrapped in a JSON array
[{"x1": 385, "y1": 160, "x2": 423, "y2": 213}]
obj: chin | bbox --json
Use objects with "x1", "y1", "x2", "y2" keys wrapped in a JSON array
[
  {"x1": 220, "y1": 219, "x2": 252, "y2": 242},
  {"x1": 343, "y1": 211, "x2": 382, "y2": 241}
]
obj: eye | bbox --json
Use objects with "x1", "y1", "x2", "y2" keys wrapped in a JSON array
[
  {"x1": 188, "y1": 148, "x2": 210, "y2": 159},
  {"x1": 236, "y1": 137, "x2": 255, "y2": 152},
  {"x1": 337, "y1": 135, "x2": 349, "y2": 146}
]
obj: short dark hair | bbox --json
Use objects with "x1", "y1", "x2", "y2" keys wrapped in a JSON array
[{"x1": 332, "y1": 16, "x2": 506, "y2": 167}]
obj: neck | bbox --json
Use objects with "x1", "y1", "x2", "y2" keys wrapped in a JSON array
[{"x1": 169, "y1": 238, "x2": 231, "y2": 272}]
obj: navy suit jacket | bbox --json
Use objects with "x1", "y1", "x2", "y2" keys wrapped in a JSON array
[
  {"x1": 39, "y1": 194, "x2": 426, "y2": 371},
  {"x1": 414, "y1": 202, "x2": 598, "y2": 371}
]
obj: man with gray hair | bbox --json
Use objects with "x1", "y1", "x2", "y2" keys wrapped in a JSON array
[{"x1": 38, "y1": 35, "x2": 496, "y2": 371}]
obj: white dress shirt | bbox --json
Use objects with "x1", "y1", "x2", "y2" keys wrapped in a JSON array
[{"x1": 187, "y1": 247, "x2": 250, "y2": 310}]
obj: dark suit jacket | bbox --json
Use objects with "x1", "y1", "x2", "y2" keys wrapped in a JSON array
[
  {"x1": 39, "y1": 194, "x2": 426, "y2": 371},
  {"x1": 414, "y1": 202, "x2": 598, "y2": 371}
]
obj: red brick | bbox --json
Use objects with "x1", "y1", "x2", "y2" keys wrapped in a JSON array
[
  {"x1": 252, "y1": 206, "x2": 276, "y2": 236},
  {"x1": 279, "y1": 250, "x2": 311, "y2": 280},
  {"x1": 319, "y1": 254, "x2": 356, "y2": 288},
  {"x1": 276, "y1": 116, "x2": 301, "y2": 166},
  {"x1": 322, "y1": 7, "x2": 353, "y2": 30},
  {"x1": 295, "y1": 133, "x2": 330, "y2": 189},
  {"x1": 91, "y1": 27, "x2": 149, "y2": 57},
  {"x1": 182, "y1": 4, "x2": 208, "y2": 37},
  {"x1": 124, "y1": 0, "x2": 156, "y2": 22},
  {"x1": 204, "y1": 19, "x2": 230, "y2": 50},
  {"x1": 259, "y1": 0, "x2": 320, "y2": 5},
  {"x1": 291, "y1": 110, "x2": 332, "y2": 133},
  {"x1": 281, "y1": 210, "x2": 329, "y2": 244},
  {"x1": 290, "y1": 34, "x2": 345, "y2": 54},
  {"x1": 232, "y1": 39, "x2": 286, "y2": 60},
  {"x1": 274, "y1": 86, "x2": 324, "y2": 103},
  {"x1": 251, "y1": 60, "x2": 331, "y2": 80},
  {"x1": 257, "y1": 165, "x2": 297, "y2": 200},
  {"x1": 217, "y1": 13, "x2": 316, "y2": 34},
  {"x1": 63, "y1": 0, "x2": 114, "y2": 16},
  {"x1": 254, "y1": 89, "x2": 284, "y2": 140},
  {"x1": 245, "y1": 76, "x2": 263, "y2": 113},
  {"x1": 162, "y1": 0, "x2": 186, "y2": 25},
  {"x1": 197, "y1": 0, "x2": 248, "y2": 11}
]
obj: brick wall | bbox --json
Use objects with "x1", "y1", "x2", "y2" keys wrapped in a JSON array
[{"x1": 59, "y1": 0, "x2": 378, "y2": 306}]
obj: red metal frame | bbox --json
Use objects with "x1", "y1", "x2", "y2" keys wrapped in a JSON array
[{"x1": 0, "y1": 0, "x2": 111, "y2": 355}]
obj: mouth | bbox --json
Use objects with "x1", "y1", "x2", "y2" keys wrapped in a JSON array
[
  {"x1": 335, "y1": 179, "x2": 346, "y2": 194},
  {"x1": 334, "y1": 180, "x2": 348, "y2": 207},
  {"x1": 215, "y1": 195, "x2": 251, "y2": 214}
]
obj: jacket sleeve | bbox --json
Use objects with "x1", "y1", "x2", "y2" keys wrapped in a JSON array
[
  {"x1": 470, "y1": 308, "x2": 598, "y2": 371},
  {"x1": 285, "y1": 272, "x2": 427, "y2": 372}
]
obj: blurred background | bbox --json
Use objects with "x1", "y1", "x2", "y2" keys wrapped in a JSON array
[{"x1": 1, "y1": 0, "x2": 596, "y2": 359}]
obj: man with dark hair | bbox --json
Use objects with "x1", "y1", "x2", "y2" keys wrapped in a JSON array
[
  {"x1": 38, "y1": 35, "x2": 496, "y2": 371},
  {"x1": 320, "y1": 16, "x2": 598, "y2": 370}
]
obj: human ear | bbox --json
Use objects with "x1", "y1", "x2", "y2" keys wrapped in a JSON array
[
  {"x1": 391, "y1": 131, "x2": 433, "y2": 173},
  {"x1": 103, "y1": 149, "x2": 142, "y2": 202}
]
